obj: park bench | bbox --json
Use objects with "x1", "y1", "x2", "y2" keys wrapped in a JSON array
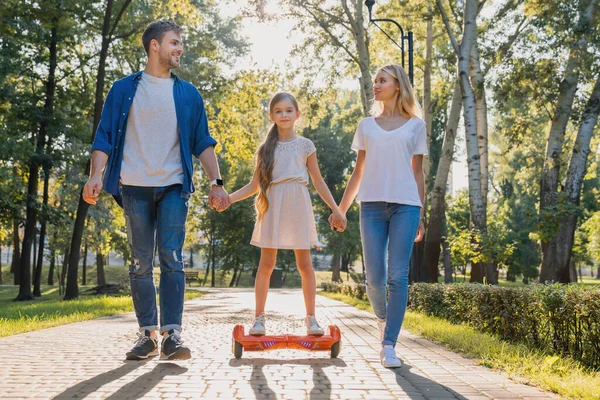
[{"x1": 184, "y1": 269, "x2": 201, "y2": 287}]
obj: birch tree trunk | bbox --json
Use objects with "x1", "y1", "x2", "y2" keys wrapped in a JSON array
[
  {"x1": 549, "y1": 77, "x2": 600, "y2": 283},
  {"x1": 539, "y1": 0, "x2": 598, "y2": 282}
]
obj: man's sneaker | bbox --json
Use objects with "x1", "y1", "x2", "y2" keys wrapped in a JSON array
[
  {"x1": 249, "y1": 313, "x2": 266, "y2": 336},
  {"x1": 380, "y1": 345, "x2": 402, "y2": 368},
  {"x1": 160, "y1": 330, "x2": 191, "y2": 360},
  {"x1": 306, "y1": 315, "x2": 325, "y2": 336},
  {"x1": 377, "y1": 319, "x2": 386, "y2": 341},
  {"x1": 126, "y1": 330, "x2": 158, "y2": 360}
]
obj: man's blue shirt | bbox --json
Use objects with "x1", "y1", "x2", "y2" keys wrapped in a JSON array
[{"x1": 91, "y1": 71, "x2": 217, "y2": 203}]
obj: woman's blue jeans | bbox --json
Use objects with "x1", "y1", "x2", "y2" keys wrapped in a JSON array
[
  {"x1": 122, "y1": 184, "x2": 188, "y2": 334},
  {"x1": 360, "y1": 202, "x2": 420, "y2": 347}
]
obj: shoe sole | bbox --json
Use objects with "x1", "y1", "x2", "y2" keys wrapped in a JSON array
[
  {"x1": 160, "y1": 348, "x2": 191, "y2": 361},
  {"x1": 382, "y1": 360, "x2": 402, "y2": 368},
  {"x1": 249, "y1": 331, "x2": 265, "y2": 336},
  {"x1": 126, "y1": 350, "x2": 158, "y2": 360}
]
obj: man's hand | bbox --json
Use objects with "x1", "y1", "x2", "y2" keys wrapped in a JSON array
[
  {"x1": 208, "y1": 185, "x2": 229, "y2": 210},
  {"x1": 83, "y1": 176, "x2": 103, "y2": 205}
]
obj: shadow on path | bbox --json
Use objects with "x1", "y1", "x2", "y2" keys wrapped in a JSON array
[
  {"x1": 229, "y1": 357, "x2": 347, "y2": 400},
  {"x1": 54, "y1": 361, "x2": 187, "y2": 399}
]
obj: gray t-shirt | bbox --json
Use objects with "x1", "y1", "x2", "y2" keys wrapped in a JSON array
[{"x1": 120, "y1": 72, "x2": 183, "y2": 187}]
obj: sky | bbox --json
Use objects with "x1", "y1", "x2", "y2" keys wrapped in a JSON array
[{"x1": 220, "y1": 1, "x2": 469, "y2": 194}]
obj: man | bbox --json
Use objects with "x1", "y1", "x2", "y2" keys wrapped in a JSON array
[{"x1": 83, "y1": 20, "x2": 229, "y2": 360}]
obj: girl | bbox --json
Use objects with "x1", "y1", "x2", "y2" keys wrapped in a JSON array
[
  {"x1": 331, "y1": 64, "x2": 427, "y2": 367},
  {"x1": 223, "y1": 92, "x2": 346, "y2": 336}
]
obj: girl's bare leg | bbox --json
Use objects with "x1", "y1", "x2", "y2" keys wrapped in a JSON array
[
  {"x1": 294, "y1": 249, "x2": 316, "y2": 315},
  {"x1": 254, "y1": 248, "x2": 278, "y2": 316}
]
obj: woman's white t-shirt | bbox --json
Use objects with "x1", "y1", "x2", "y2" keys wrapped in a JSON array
[{"x1": 351, "y1": 116, "x2": 428, "y2": 207}]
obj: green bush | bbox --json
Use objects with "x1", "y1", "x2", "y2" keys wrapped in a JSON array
[{"x1": 409, "y1": 283, "x2": 600, "y2": 370}]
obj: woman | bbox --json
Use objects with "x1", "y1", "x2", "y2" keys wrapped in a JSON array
[{"x1": 331, "y1": 64, "x2": 427, "y2": 368}]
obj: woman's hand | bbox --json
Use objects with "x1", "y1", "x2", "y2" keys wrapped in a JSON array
[
  {"x1": 328, "y1": 209, "x2": 347, "y2": 232},
  {"x1": 414, "y1": 219, "x2": 425, "y2": 242}
]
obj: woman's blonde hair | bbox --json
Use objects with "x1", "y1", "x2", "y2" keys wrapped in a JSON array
[
  {"x1": 255, "y1": 92, "x2": 299, "y2": 219},
  {"x1": 371, "y1": 64, "x2": 422, "y2": 118}
]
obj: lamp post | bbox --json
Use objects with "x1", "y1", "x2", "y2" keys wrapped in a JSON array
[{"x1": 365, "y1": 0, "x2": 414, "y2": 86}]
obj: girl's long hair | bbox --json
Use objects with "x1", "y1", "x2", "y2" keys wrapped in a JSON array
[
  {"x1": 255, "y1": 92, "x2": 300, "y2": 219},
  {"x1": 371, "y1": 64, "x2": 422, "y2": 119}
]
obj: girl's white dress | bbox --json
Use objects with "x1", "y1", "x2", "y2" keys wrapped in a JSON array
[{"x1": 250, "y1": 136, "x2": 319, "y2": 250}]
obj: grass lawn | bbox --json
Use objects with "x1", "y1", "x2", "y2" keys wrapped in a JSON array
[
  {"x1": 0, "y1": 286, "x2": 204, "y2": 338},
  {"x1": 319, "y1": 291, "x2": 600, "y2": 400}
]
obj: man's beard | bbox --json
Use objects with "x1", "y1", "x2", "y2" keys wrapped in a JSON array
[{"x1": 159, "y1": 53, "x2": 179, "y2": 69}]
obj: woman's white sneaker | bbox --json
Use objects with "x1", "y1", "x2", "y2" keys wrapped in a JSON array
[
  {"x1": 380, "y1": 345, "x2": 402, "y2": 368},
  {"x1": 249, "y1": 313, "x2": 266, "y2": 336},
  {"x1": 306, "y1": 315, "x2": 325, "y2": 336}
]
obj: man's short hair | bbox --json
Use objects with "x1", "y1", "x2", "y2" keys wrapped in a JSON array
[{"x1": 142, "y1": 21, "x2": 183, "y2": 55}]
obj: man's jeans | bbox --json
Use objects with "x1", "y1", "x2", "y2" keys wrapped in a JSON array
[
  {"x1": 360, "y1": 202, "x2": 420, "y2": 347},
  {"x1": 122, "y1": 184, "x2": 188, "y2": 334}
]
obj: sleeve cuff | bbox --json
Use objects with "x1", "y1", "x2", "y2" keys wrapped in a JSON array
[
  {"x1": 193, "y1": 136, "x2": 218, "y2": 158},
  {"x1": 91, "y1": 142, "x2": 112, "y2": 157}
]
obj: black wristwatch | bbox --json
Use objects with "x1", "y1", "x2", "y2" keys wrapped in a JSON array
[{"x1": 210, "y1": 178, "x2": 224, "y2": 187}]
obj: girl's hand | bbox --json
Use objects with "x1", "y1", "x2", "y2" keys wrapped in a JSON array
[
  {"x1": 216, "y1": 195, "x2": 231, "y2": 212},
  {"x1": 328, "y1": 209, "x2": 347, "y2": 232},
  {"x1": 414, "y1": 219, "x2": 425, "y2": 242}
]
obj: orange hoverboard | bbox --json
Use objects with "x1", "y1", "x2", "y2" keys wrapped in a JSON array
[{"x1": 232, "y1": 324, "x2": 342, "y2": 359}]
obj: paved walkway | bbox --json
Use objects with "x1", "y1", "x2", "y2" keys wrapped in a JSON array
[{"x1": 0, "y1": 289, "x2": 558, "y2": 399}]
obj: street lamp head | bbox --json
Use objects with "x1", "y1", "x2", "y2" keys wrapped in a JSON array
[{"x1": 365, "y1": 0, "x2": 375, "y2": 21}]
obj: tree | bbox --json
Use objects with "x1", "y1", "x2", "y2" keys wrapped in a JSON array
[
  {"x1": 535, "y1": 0, "x2": 599, "y2": 282},
  {"x1": 15, "y1": 0, "x2": 62, "y2": 301},
  {"x1": 422, "y1": 79, "x2": 461, "y2": 282}
]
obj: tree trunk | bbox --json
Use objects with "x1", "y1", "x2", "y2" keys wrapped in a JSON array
[
  {"x1": 11, "y1": 218, "x2": 20, "y2": 285},
  {"x1": 82, "y1": 238, "x2": 88, "y2": 286},
  {"x1": 32, "y1": 225, "x2": 37, "y2": 271},
  {"x1": 506, "y1": 270, "x2": 515, "y2": 282},
  {"x1": 569, "y1": 259, "x2": 577, "y2": 283},
  {"x1": 60, "y1": 248, "x2": 69, "y2": 289},
  {"x1": 412, "y1": 14, "x2": 433, "y2": 283},
  {"x1": 229, "y1": 267, "x2": 238, "y2": 287},
  {"x1": 546, "y1": 77, "x2": 600, "y2": 283},
  {"x1": 203, "y1": 257, "x2": 210, "y2": 286},
  {"x1": 441, "y1": 212, "x2": 453, "y2": 284},
  {"x1": 423, "y1": 11, "x2": 433, "y2": 194},
  {"x1": 469, "y1": 38, "x2": 498, "y2": 285},
  {"x1": 331, "y1": 254, "x2": 341, "y2": 282},
  {"x1": 96, "y1": 252, "x2": 106, "y2": 287},
  {"x1": 211, "y1": 235, "x2": 216, "y2": 288},
  {"x1": 189, "y1": 248, "x2": 194, "y2": 269},
  {"x1": 539, "y1": 0, "x2": 598, "y2": 283},
  {"x1": 16, "y1": 14, "x2": 59, "y2": 301},
  {"x1": 48, "y1": 249, "x2": 56, "y2": 286},
  {"x1": 422, "y1": 79, "x2": 461, "y2": 282},
  {"x1": 469, "y1": 38, "x2": 489, "y2": 202},
  {"x1": 437, "y1": 0, "x2": 486, "y2": 283},
  {"x1": 33, "y1": 159, "x2": 51, "y2": 297},
  {"x1": 235, "y1": 268, "x2": 243, "y2": 287},
  {"x1": 66, "y1": 0, "x2": 132, "y2": 299},
  {"x1": 459, "y1": 1, "x2": 487, "y2": 284}
]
